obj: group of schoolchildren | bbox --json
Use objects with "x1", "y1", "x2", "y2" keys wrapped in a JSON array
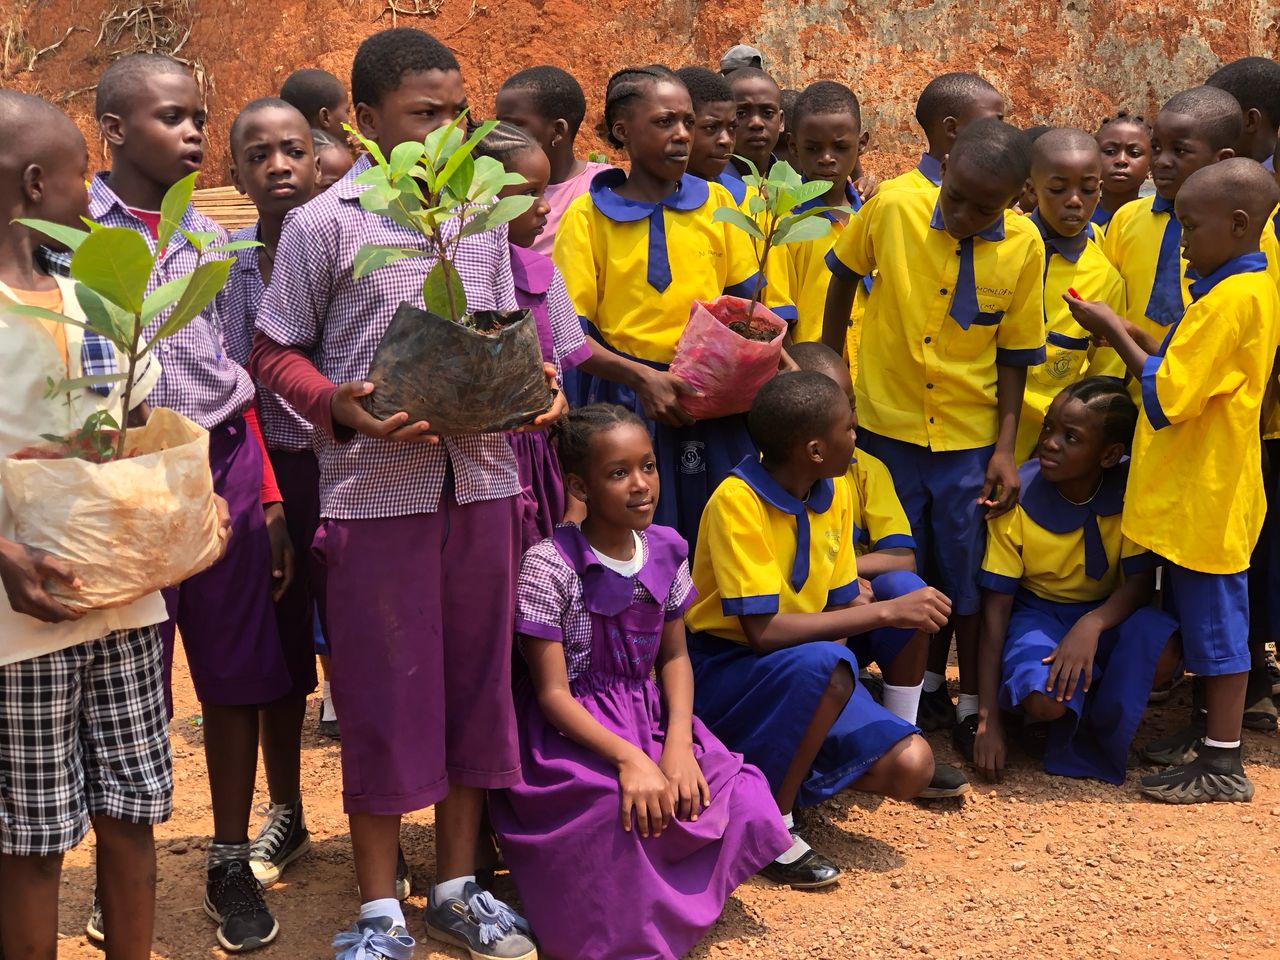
[{"x1": 0, "y1": 25, "x2": 1278, "y2": 960}]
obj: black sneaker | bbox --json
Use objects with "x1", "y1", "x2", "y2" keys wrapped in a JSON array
[
  {"x1": 332, "y1": 916, "x2": 414, "y2": 960},
  {"x1": 318, "y1": 697, "x2": 340, "y2": 740},
  {"x1": 204, "y1": 859, "x2": 279, "y2": 952},
  {"x1": 250, "y1": 801, "x2": 312, "y2": 886},
  {"x1": 1141, "y1": 713, "x2": 1207, "y2": 767},
  {"x1": 1267, "y1": 650, "x2": 1280, "y2": 695},
  {"x1": 760, "y1": 844, "x2": 842, "y2": 890},
  {"x1": 952, "y1": 714, "x2": 979, "y2": 763},
  {"x1": 1139, "y1": 744, "x2": 1254, "y2": 804},
  {"x1": 858, "y1": 671, "x2": 885, "y2": 705},
  {"x1": 424, "y1": 882, "x2": 537, "y2": 960},
  {"x1": 85, "y1": 891, "x2": 105, "y2": 945},
  {"x1": 917, "y1": 762, "x2": 971, "y2": 799},
  {"x1": 917, "y1": 685, "x2": 956, "y2": 732}
]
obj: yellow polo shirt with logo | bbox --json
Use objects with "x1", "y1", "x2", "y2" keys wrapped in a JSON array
[{"x1": 846, "y1": 451, "x2": 915, "y2": 556}]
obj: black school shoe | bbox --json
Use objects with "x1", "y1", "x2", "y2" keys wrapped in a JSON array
[
  {"x1": 760, "y1": 845, "x2": 842, "y2": 890},
  {"x1": 916, "y1": 686, "x2": 956, "y2": 732},
  {"x1": 917, "y1": 762, "x2": 971, "y2": 799},
  {"x1": 1139, "y1": 744, "x2": 1254, "y2": 804},
  {"x1": 205, "y1": 859, "x2": 279, "y2": 952},
  {"x1": 951, "y1": 715, "x2": 979, "y2": 763}
]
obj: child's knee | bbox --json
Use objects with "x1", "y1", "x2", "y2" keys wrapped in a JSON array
[
  {"x1": 885, "y1": 734, "x2": 935, "y2": 801},
  {"x1": 1022, "y1": 691, "x2": 1068, "y2": 722},
  {"x1": 824, "y1": 661, "x2": 856, "y2": 703},
  {"x1": 93, "y1": 816, "x2": 155, "y2": 852}
]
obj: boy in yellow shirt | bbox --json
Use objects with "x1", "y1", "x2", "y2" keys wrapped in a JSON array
[
  {"x1": 822, "y1": 118, "x2": 1046, "y2": 754},
  {"x1": 1067, "y1": 158, "x2": 1280, "y2": 803},
  {"x1": 879, "y1": 72, "x2": 1004, "y2": 195},
  {"x1": 1017, "y1": 129, "x2": 1126, "y2": 461}
]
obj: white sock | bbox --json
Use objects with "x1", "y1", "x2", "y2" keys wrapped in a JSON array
[
  {"x1": 882, "y1": 680, "x2": 924, "y2": 724},
  {"x1": 320, "y1": 684, "x2": 338, "y2": 722},
  {"x1": 431, "y1": 874, "x2": 475, "y2": 907},
  {"x1": 956, "y1": 693, "x2": 980, "y2": 721},
  {"x1": 359, "y1": 897, "x2": 405, "y2": 929},
  {"x1": 923, "y1": 671, "x2": 946, "y2": 694},
  {"x1": 1203, "y1": 737, "x2": 1241, "y2": 749},
  {"x1": 321, "y1": 680, "x2": 331, "y2": 700},
  {"x1": 781, "y1": 811, "x2": 795, "y2": 830},
  {"x1": 774, "y1": 833, "x2": 813, "y2": 864}
]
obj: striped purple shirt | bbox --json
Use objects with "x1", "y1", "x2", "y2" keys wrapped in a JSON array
[
  {"x1": 87, "y1": 174, "x2": 253, "y2": 430},
  {"x1": 255, "y1": 155, "x2": 523, "y2": 519},
  {"x1": 217, "y1": 225, "x2": 315, "y2": 452}
]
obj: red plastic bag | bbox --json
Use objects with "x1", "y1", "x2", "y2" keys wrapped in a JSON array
[{"x1": 669, "y1": 296, "x2": 787, "y2": 420}]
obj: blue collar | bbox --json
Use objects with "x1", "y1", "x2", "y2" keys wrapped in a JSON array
[
  {"x1": 1265, "y1": 154, "x2": 1276, "y2": 173},
  {"x1": 1019, "y1": 459, "x2": 1128, "y2": 580},
  {"x1": 717, "y1": 168, "x2": 748, "y2": 205},
  {"x1": 1187, "y1": 251, "x2": 1269, "y2": 301},
  {"x1": 1030, "y1": 210, "x2": 1092, "y2": 263},
  {"x1": 929, "y1": 200, "x2": 1006, "y2": 242},
  {"x1": 589, "y1": 167, "x2": 710, "y2": 222},
  {"x1": 917, "y1": 153, "x2": 943, "y2": 186},
  {"x1": 1152, "y1": 194, "x2": 1175, "y2": 215},
  {"x1": 731, "y1": 456, "x2": 835, "y2": 593},
  {"x1": 794, "y1": 180, "x2": 862, "y2": 220}
]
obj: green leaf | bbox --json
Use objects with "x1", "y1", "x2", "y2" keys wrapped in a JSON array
[
  {"x1": 445, "y1": 152, "x2": 476, "y2": 202},
  {"x1": 69, "y1": 227, "x2": 153, "y2": 315},
  {"x1": 438, "y1": 119, "x2": 497, "y2": 190},
  {"x1": 76, "y1": 285, "x2": 136, "y2": 349},
  {"x1": 81, "y1": 216, "x2": 104, "y2": 231},
  {"x1": 207, "y1": 239, "x2": 263, "y2": 254},
  {"x1": 346, "y1": 123, "x2": 387, "y2": 169},
  {"x1": 746, "y1": 195, "x2": 765, "y2": 216},
  {"x1": 357, "y1": 180, "x2": 402, "y2": 218},
  {"x1": 457, "y1": 211, "x2": 493, "y2": 240},
  {"x1": 179, "y1": 228, "x2": 219, "y2": 253},
  {"x1": 485, "y1": 194, "x2": 536, "y2": 229},
  {"x1": 145, "y1": 258, "x2": 232, "y2": 349},
  {"x1": 1, "y1": 301, "x2": 92, "y2": 331},
  {"x1": 712, "y1": 206, "x2": 767, "y2": 241},
  {"x1": 352, "y1": 245, "x2": 428, "y2": 279},
  {"x1": 141, "y1": 273, "x2": 194, "y2": 325},
  {"x1": 785, "y1": 180, "x2": 830, "y2": 207},
  {"x1": 422, "y1": 259, "x2": 467, "y2": 322},
  {"x1": 158, "y1": 172, "x2": 198, "y2": 250},
  {"x1": 48, "y1": 373, "x2": 127, "y2": 394},
  {"x1": 425, "y1": 112, "x2": 468, "y2": 169},
  {"x1": 14, "y1": 217, "x2": 91, "y2": 252},
  {"x1": 388, "y1": 140, "x2": 426, "y2": 181},
  {"x1": 772, "y1": 215, "x2": 833, "y2": 246}
]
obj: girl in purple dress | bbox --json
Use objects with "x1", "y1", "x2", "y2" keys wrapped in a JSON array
[
  {"x1": 478, "y1": 124, "x2": 592, "y2": 551},
  {"x1": 489, "y1": 404, "x2": 790, "y2": 960}
]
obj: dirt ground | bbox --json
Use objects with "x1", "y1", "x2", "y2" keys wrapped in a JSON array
[{"x1": 50, "y1": 646, "x2": 1280, "y2": 960}]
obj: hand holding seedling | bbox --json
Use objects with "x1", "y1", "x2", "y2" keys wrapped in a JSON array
[
  {"x1": 0, "y1": 536, "x2": 82, "y2": 623},
  {"x1": 516, "y1": 364, "x2": 568, "y2": 433},
  {"x1": 330, "y1": 381, "x2": 438, "y2": 443}
]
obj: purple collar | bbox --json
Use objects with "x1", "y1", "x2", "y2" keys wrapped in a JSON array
[
  {"x1": 508, "y1": 244, "x2": 554, "y2": 297},
  {"x1": 552, "y1": 524, "x2": 685, "y2": 617}
]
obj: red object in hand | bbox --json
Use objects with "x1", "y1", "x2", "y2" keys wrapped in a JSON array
[{"x1": 1067, "y1": 287, "x2": 1082, "y2": 299}]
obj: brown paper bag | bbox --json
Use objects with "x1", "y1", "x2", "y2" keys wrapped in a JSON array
[{"x1": 0, "y1": 408, "x2": 225, "y2": 611}]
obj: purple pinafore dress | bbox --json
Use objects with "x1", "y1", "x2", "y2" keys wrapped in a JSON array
[{"x1": 490, "y1": 524, "x2": 790, "y2": 960}]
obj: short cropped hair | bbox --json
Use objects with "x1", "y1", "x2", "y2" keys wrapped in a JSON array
[
  {"x1": 228, "y1": 97, "x2": 308, "y2": 153},
  {"x1": 915, "y1": 72, "x2": 999, "y2": 130},
  {"x1": 949, "y1": 117, "x2": 1032, "y2": 189},
  {"x1": 748, "y1": 372, "x2": 847, "y2": 463},
  {"x1": 1030, "y1": 127, "x2": 1101, "y2": 174},
  {"x1": 1206, "y1": 56, "x2": 1280, "y2": 129},
  {"x1": 674, "y1": 66, "x2": 734, "y2": 111},
  {"x1": 727, "y1": 67, "x2": 779, "y2": 92},
  {"x1": 501, "y1": 65, "x2": 590, "y2": 136},
  {"x1": 602, "y1": 66, "x2": 684, "y2": 148},
  {"x1": 1160, "y1": 86, "x2": 1244, "y2": 151},
  {"x1": 279, "y1": 68, "x2": 346, "y2": 125},
  {"x1": 95, "y1": 53, "x2": 189, "y2": 118},
  {"x1": 351, "y1": 28, "x2": 459, "y2": 109},
  {"x1": 1055, "y1": 376, "x2": 1138, "y2": 448},
  {"x1": 790, "y1": 80, "x2": 861, "y2": 132},
  {"x1": 786, "y1": 341, "x2": 847, "y2": 381},
  {"x1": 1181, "y1": 156, "x2": 1280, "y2": 225}
]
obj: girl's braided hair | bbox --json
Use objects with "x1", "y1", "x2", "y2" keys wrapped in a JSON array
[
  {"x1": 1056, "y1": 376, "x2": 1139, "y2": 448},
  {"x1": 1097, "y1": 109, "x2": 1152, "y2": 135},
  {"x1": 600, "y1": 65, "x2": 683, "y2": 148},
  {"x1": 553, "y1": 403, "x2": 648, "y2": 475}
]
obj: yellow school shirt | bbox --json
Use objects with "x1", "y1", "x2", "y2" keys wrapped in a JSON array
[
  {"x1": 687, "y1": 459, "x2": 860, "y2": 645},
  {"x1": 555, "y1": 169, "x2": 796, "y2": 363},
  {"x1": 1015, "y1": 216, "x2": 1128, "y2": 461},
  {"x1": 781, "y1": 184, "x2": 863, "y2": 346},
  {"x1": 1125, "y1": 256, "x2": 1280, "y2": 574},
  {"x1": 827, "y1": 187, "x2": 1046, "y2": 451},
  {"x1": 846, "y1": 450, "x2": 915, "y2": 556},
  {"x1": 979, "y1": 460, "x2": 1152, "y2": 603},
  {"x1": 876, "y1": 154, "x2": 943, "y2": 196}
]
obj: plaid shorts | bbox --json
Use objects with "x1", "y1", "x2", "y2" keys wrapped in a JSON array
[{"x1": 0, "y1": 626, "x2": 173, "y2": 856}]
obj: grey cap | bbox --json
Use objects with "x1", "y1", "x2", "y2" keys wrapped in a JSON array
[{"x1": 719, "y1": 43, "x2": 766, "y2": 74}]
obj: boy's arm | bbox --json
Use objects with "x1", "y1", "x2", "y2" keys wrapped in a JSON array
[
  {"x1": 739, "y1": 592, "x2": 950, "y2": 655},
  {"x1": 851, "y1": 547, "x2": 915, "y2": 578},
  {"x1": 982, "y1": 365, "x2": 1027, "y2": 517},
  {"x1": 821, "y1": 201, "x2": 874, "y2": 352}
]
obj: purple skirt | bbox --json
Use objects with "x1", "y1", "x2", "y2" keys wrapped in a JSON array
[
  {"x1": 509, "y1": 431, "x2": 566, "y2": 553},
  {"x1": 490, "y1": 674, "x2": 790, "y2": 960}
]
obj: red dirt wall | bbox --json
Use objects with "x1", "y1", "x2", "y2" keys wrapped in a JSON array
[{"x1": 4, "y1": 0, "x2": 1275, "y2": 184}]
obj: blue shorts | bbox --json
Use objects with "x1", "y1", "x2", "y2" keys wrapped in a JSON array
[
  {"x1": 1165, "y1": 564, "x2": 1250, "y2": 676},
  {"x1": 857, "y1": 431, "x2": 993, "y2": 616},
  {"x1": 849, "y1": 569, "x2": 927, "y2": 668}
]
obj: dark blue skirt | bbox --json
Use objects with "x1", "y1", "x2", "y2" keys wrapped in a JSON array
[
  {"x1": 999, "y1": 590, "x2": 1176, "y2": 784},
  {"x1": 688, "y1": 633, "x2": 919, "y2": 808}
]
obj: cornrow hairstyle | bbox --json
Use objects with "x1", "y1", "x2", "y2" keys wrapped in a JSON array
[
  {"x1": 228, "y1": 97, "x2": 308, "y2": 154},
  {"x1": 674, "y1": 66, "x2": 734, "y2": 111},
  {"x1": 500, "y1": 66, "x2": 589, "y2": 136},
  {"x1": 949, "y1": 117, "x2": 1033, "y2": 191},
  {"x1": 747, "y1": 371, "x2": 847, "y2": 464},
  {"x1": 553, "y1": 403, "x2": 649, "y2": 476},
  {"x1": 1160, "y1": 86, "x2": 1243, "y2": 152},
  {"x1": 279, "y1": 68, "x2": 346, "y2": 126},
  {"x1": 474, "y1": 120, "x2": 540, "y2": 164},
  {"x1": 790, "y1": 80, "x2": 862, "y2": 133},
  {"x1": 1097, "y1": 109, "x2": 1152, "y2": 135},
  {"x1": 602, "y1": 65, "x2": 685, "y2": 148},
  {"x1": 914, "y1": 72, "x2": 999, "y2": 130},
  {"x1": 1206, "y1": 56, "x2": 1280, "y2": 129},
  {"x1": 1056, "y1": 376, "x2": 1138, "y2": 448},
  {"x1": 351, "y1": 28, "x2": 459, "y2": 109},
  {"x1": 95, "y1": 52, "x2": 189, "y2": 119}
]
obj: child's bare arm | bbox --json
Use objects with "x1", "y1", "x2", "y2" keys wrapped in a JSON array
[
  {"x1": 852, "y1": 546, "x2": 916, "y2": 578},
  {"x1": 576, "y1": 336, "x2": 696, "y2": 427},
  {"x1": 1063, "y1": 294, "x2": 1152, "y2": 378},
  {"x1": 738, "y1": 585, "x2": 951, "y2": 655},
  {"x1": 981, "y1": 365, "x2": 1027, "y2": 518},
  {"x1": 974, "y1": 589, "x2": 1015, "y2": 782},
  {"x1": 1043, "y1": 570, "x2": 1156, "y2": 703}
]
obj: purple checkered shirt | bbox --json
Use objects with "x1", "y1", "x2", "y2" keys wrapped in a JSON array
[
  {"x1": 515, "y1": 526, "x2": 696, "y2": 683},
  {"x1": 88, "y1": 174, "x2": 253, "y2": 429},
  {"x1": 217, "y1": 225, "x2": 315, "y2": 452},
  {"x1": 255, "y1": 155, "x2": 523, "y2": 519}
]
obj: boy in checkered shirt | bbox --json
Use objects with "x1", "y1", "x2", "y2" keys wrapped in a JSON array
[{"x1": 0, "y1": 91, "x2": 175, "y2": 960}]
